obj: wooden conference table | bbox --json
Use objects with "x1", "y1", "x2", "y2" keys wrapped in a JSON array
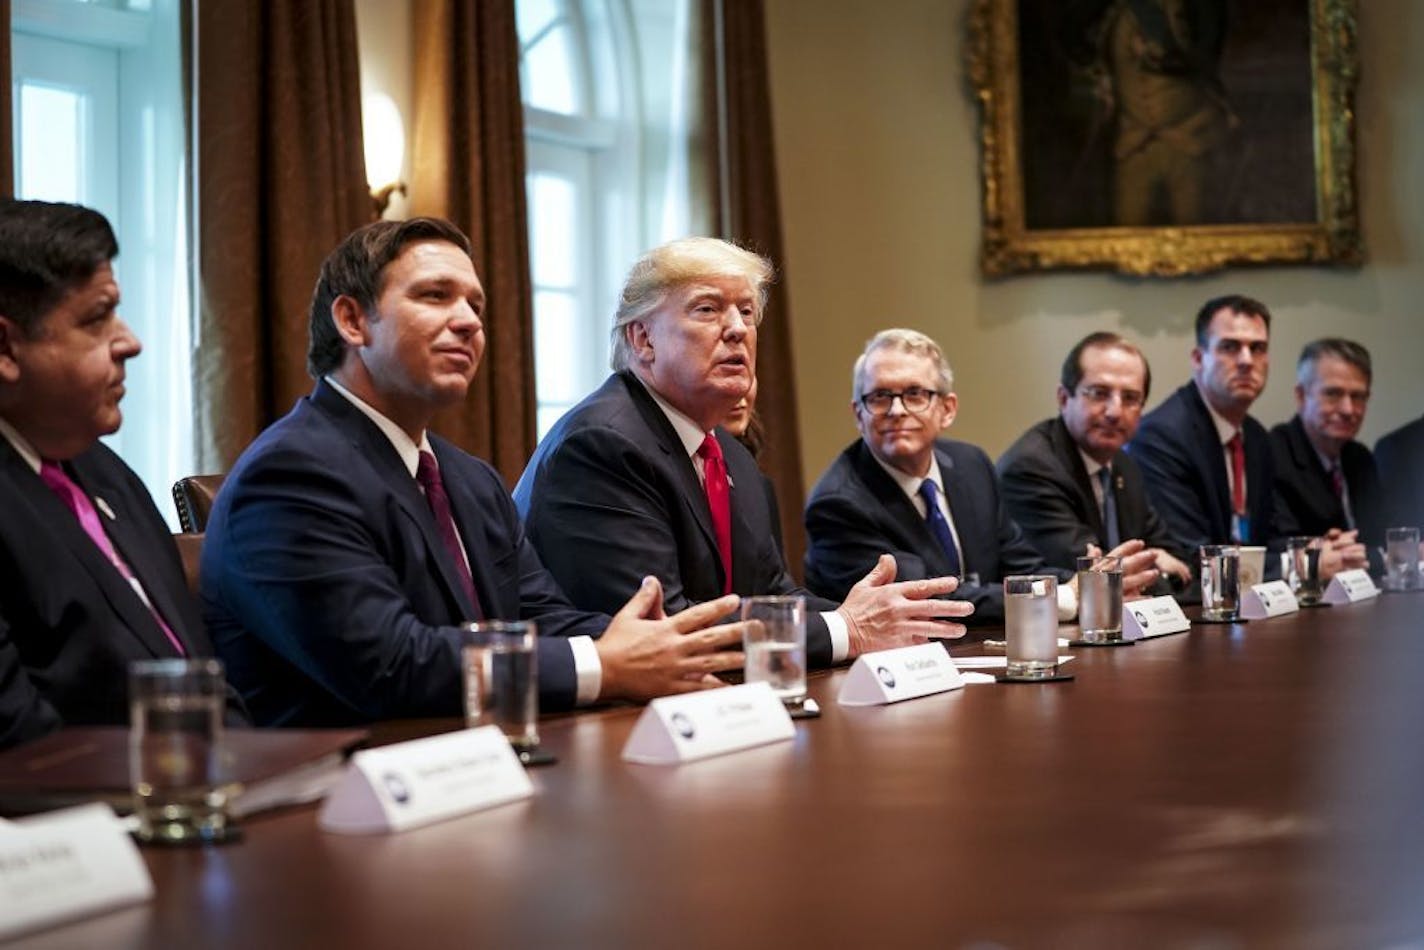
[{"x1": 19, "y1": 593, "x2": 1424, "y2": 949}]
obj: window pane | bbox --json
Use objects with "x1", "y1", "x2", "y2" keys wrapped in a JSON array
[
  {"x1": 18, "y1": 84, "x2": 84, "y2": 202},
  {"x1": 523, "y1": 26, "x2": 577, "y2": 114},
  {"x1": 537, "y1": 405, "x2": 571, "y2": 441},
  {"x1": 529, "y1": 173, "x2": 577, "y2": 288},
  {"x1": 533, "y1": 290, "x2": 582, "y2": 403},
  {"x1": 516, "y1": 0, "x2": 560, "y2": 46}
]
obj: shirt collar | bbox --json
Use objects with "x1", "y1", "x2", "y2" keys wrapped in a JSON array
[
  {"x1": 0, "y1": 416, "x2": 42, "y2": 473},
  {"x1": 869, "y1": 448, "x2": 945, "y2": 505},
  {"x1": 635, "y1": 375, "x2": 711, "y2": 459},
  {"x1": 1196, "y1": 385, "x2": 1242, "y2": 446},
  {"x1": 325, "y1": 376, "x2": 433, "y2": 477},
  {"x1": 1077, "y1": 448, "x2": 1107, "y2": 479}
]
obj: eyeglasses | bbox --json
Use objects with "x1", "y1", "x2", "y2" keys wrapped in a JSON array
[
  {"x1": 1075, "y1": 385, "x2": 1146, "y2": 410},
  {"x1": 858, "y1": 387, "x2": 944, "y2": 415},
  {"x1": 1315, "y1": 386, "x2": 1370, "y2": 406}
]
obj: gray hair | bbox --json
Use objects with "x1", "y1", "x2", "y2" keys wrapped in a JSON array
[
  {"x1": 851, "y1": 328, "x2": 954, "y2": 402},
  {"x1": 609, "y1": 237, "x2": 775, "y2": 371},
  {"x1": 1296, "y1": 337, "x2": 1372, "y2": 388}
]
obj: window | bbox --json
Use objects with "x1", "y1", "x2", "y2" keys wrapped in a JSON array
[
  {"x1": 517, "y1": 0, "x2": 709, "y2": 438},
  {"x1": 11, "y1": 0, "x2": 191, "y2": 525}
]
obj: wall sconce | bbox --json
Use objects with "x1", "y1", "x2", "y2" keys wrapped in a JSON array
[{"x1": 363, "y1": 93, "x2": 407, "y2": 219}]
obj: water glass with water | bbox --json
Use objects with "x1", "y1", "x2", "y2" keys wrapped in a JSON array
[
  {"x1": 1384, "y1": 527, "x2": 1421, "y2": 592},
  {"x1": 1076, "y1": 555, "x2": 1123, "y2": 642},
  {"x1": 129, "y1": 658, "x2": 234, "y2": 844},
  {"x1": 742, "y1": 595, "x2": 807, "y2": 705},
  {"x1": 1285, "y1": 536, "x2": 1324, "y2": 606},
  {"x1": 463, "y1": 621, "x2": 539, "y2": 750},
  {"x1": 1200, "y1": 545, "x2": 1241, "y2": 622},
  {"x1": 1005, "y1": 575, "x2": 1059, "y2": 677}
]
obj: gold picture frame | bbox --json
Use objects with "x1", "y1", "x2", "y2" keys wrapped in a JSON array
[{"x1": 968, "y1": 0, "x2": 1362, "y2": 277}]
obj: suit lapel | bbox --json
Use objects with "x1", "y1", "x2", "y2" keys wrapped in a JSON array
[
  {"x1": 1, "y1": 444, "x2": 178, "y2": 659},
  {"x1": 311, "y1": 382, "x2": 477, "y2": 621},
  {"x1": 1185, "y1": 386, "x2": 1233, "y2": 537},
  {"x1": 619, "y1": 373, "x2": 723, "y2": 566},
  {"x1": 1050, "y1": 418, "x2": 1106, "y2": 542}
]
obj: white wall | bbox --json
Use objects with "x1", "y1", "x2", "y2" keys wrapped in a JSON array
[{"x1": 764, "y1": 0, "x2": 1424, "y2": 488}]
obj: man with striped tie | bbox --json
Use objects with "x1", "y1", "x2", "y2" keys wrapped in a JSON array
[
  {"x1": 997, "y1": 332, "x2": 1192, "y2": 591},
  {"x1": 805, "y1": 329, "x2": 1158, "y2": 627},
  {"x1": 0, "y1": 200, "x2": 230, "y2": 748}
]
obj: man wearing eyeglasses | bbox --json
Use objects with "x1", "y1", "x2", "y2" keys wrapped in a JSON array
[
  {"x1": 1269, "y1": 339, "x2": 1378, "y2": 573},
  {"x1": 997, "y1": 332, "x2": 1192, "y2": 588},
  {"x1": 515, "y1": 239, "x2": 972, "y2": 670},
  {"x1": 804, "y1": 329, "x2": 1159, "y2": 625},
  {"x1": 1127, "y1": 294, "x2": 1278, "y2": 555}
]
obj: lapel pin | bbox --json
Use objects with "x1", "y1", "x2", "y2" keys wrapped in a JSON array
[{"x1": 95, "y1": 496, "x2": 117, "y2": 520}]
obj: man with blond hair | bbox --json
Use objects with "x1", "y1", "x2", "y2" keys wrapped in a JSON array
[{"x1": 515, "y1": 239, "x2": 972, "y2": 667}]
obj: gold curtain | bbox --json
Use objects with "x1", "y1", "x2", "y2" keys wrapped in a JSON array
[
  {"x1": 706, "y1": 0, "x2": 807, "y2": 580},
  {"x1": 192, "y1": 0, "x2": 372, "y2": 471},
  {"x1": 1, "y1": 0, "x2": 11, "y2": 197},
  {"x1": 409, "y1": 0, "x2": 536, "y2": 488}
]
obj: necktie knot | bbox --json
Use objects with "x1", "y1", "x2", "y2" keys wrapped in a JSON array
[
  {"x1": 697, "y1": 433, "x2": 724, "y2": 465},
  {"x1": 416, "y1": 450, "x2": 441, "y2": 493},
  {"x1": 917, "y1": 478, "x2": 939, "y2": 508}
]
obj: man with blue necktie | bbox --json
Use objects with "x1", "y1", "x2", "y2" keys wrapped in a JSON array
[
  {"x1": 805, "y1": 329, "x2": 1158, "y2": 626},
  {"x1": 0, "y1": 200, "x2": 230, "y2": 748}
]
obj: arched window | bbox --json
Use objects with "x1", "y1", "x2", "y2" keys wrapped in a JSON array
[{"x1": 518, "y1": 0, "x2": 709, "y2": 437}]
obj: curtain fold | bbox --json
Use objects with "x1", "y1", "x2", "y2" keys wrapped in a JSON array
[
  {"x1": 408, "y1": 0, "x2": 536, "y2": 488},
  {"x1": 705, "y1": 0, "x2": 807, "y2": 581},
  {"x1": 1, "y1": 0, "x2": 12, "y2": 197},
  {"x1": 193, "y1": 0, "x2": 372, "y2": 472}
]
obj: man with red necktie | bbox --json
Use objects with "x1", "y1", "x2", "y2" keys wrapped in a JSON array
[
  {"x1": 516, "y1": 238, "x2": 974, "y2": 670},
  {"x1": 0, "y1": 200, "x2": 232, "y2": 748}
]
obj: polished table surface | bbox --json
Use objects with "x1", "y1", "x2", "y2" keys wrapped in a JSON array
[{"x1": 19, "y1": 593, "x2": 1424, "y2": 949}]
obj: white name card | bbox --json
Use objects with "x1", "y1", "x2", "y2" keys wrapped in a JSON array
[
  {"x1": 1240, "y1": 580, "x2": 1300, "y2": 620},
  {"x1": 318, "y1": 726, "x2": 532, "y2": 835},
  {"x1": 1323, "y1": 568, "x2": 1380, "y2": 604},
  {"x1": 1122, "y1": 595, "x2": 1191, "y2": 640},
  {"x1": 837, "y1": 644, "x2": 965, "y2": 706},
  {"x1": 0, "y1": 803, "x2": 153, "y2": 942},
  {"x1": 622, "y1": 682, "x2": 793, "y2": 765}
]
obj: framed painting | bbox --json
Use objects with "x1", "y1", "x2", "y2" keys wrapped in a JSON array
[{"x1": 968, "y1": 0, "x2": 1362, "y2": 276}]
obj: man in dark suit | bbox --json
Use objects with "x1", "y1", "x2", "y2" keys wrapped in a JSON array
[
  {"x1": 203, "y1": 219, "x2": 747, "y2": 728},
  {"x1": 805, "y1": 329, "x2": 1158, "y2": 625},
  {"x1": 1376, "y1": 415, "x2": 1424, "y2": 529},
  {"x1": 515, "y1": 239, "x2": 969, "y2": 669},
  {"x1": 1270, "y1": 339, "x2": 1377, "y2": 572},
  {"x1": 998, "y1": 332, "x2": 1192, "y2": 587},
  {"x1": 1128, "y1": 295, "x2": 1278, "y2": 553},
  {"x1": 0, "y1": 200, "x2": 223, "y2": 748}
]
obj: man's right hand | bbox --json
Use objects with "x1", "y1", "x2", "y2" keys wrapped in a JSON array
[
  {"x1": 595, "y1": 577, "x2": 745, "y2": 702},
  {"x1": 837, "y1": 555, "x2": 972, "y2": 659}
]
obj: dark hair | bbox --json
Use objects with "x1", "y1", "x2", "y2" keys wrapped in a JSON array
[
  {"x1": 1297, "y1": 337, "x2": 1372, "y2": 387},
  {"x1": 0, "y1": 200, "x2": 118, "y2": 336},
  {"x1": 307, "y1": 217, "x2": 474, "y2": 377},
  {"x1": 1194, "y1": 294, "x2": 1272, "y2": 347},
  {"x1": 1060, "y1": 331, "x2": 1152, "y2": 402}
]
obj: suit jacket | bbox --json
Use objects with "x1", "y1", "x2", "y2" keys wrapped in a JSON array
[
  {"x1": 1270, "y1": 415, "x2": 1384, "y2": 555},
  {"x1": 0, "y1": 438, "x2": 216, "y2": 748},
  {"x1": 997, "y1": 416, "x2": 1190, "y2": 572},
  {"x1": 1375, "y1": 415, "x2": 1424, "y2": 529},
  {"x1": 202, "y1": 381, "x2": 604, "y2": 727},
  {"x1": 512, "y1": 372, "x2": 838, "y2": 669},
  {"x1": 1127, "y1": 382, "x2": 1277, "y2": 552},
  {"x1": 804, "y1": 438, "x2": 1063, "y2": 624}
]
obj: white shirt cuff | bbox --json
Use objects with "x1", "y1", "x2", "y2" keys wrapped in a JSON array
[
  {"x1": 569, "y1": 635, "x2": 602, "y2": 705},
  {"x1": 1056, "y1": 584, "x2": 1078, "y2": 623},
  {"x1": 822, "y1": 611, "x2": 850, "y2": 663}
]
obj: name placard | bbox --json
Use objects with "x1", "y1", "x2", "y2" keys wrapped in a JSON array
[
  {"x1": 0, "y1": 803, "x2": 153, "y2": 942},
  {"x1": 1323, "y1": 568, "x2": 1380, "y2": 605},
  {"x1": 1240, "y1": 580, "x2": 1300, "y2": 620},
  {"x1": 837, "y1": 644, "x2": 964, "y2": 706},
  {"x1": 318, "y1": 727, "x2": 532, "y2": 835},
  {"x1": 1122, "y1": 595, "x2": 1191, "y2": 640},
  {"x1": 621, "y1": 682, "x2": 793, "y2": 766}
]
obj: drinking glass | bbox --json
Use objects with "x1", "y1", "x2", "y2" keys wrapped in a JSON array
[
  {"x1": 741, "y1": 596, "x2": 807, "y2": 705},
  {"x1": 1005, "y1": 575, "x2": 1059, "y2": 677},
  {"x1": 1076, "y1": 555, "x2": 1123, "y2": 642}
]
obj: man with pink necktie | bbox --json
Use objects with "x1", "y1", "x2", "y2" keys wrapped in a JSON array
[{"x1": 0, "y1": 200, "x2": 230, "y2": 748}]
